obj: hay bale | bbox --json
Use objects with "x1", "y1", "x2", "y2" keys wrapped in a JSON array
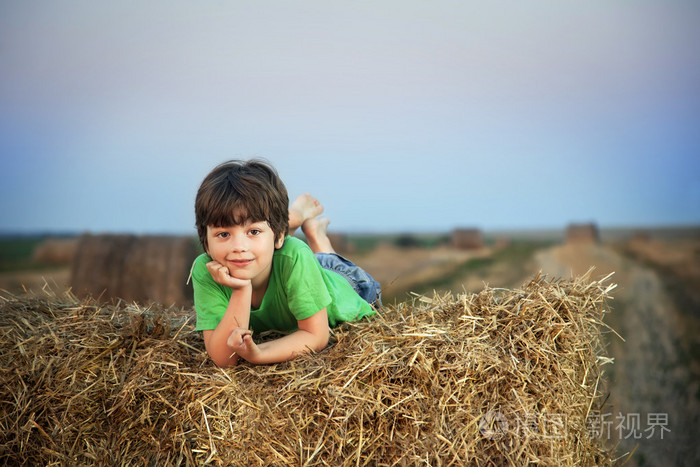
[
  {"x1": 0, "y1": 272, "x2": 618, "y2": 465},
  {"x1": 629, "y1": 229, "x2": 651, "y2": 243},
  {"x1": 70, "y1": 234, "x2": 197, "y2": 306},
  {"x1": 566, "y1": 223, "x2": 600, "y2": 244},
  {"x1": 31, "y1": 237, "x2": 78, "y2": 265},
  {"x1": 452, "y1": 228, "x2": 484, "y2": 250}
]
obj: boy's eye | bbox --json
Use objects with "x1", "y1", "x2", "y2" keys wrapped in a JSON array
[
  {"x1": 216, "y1": 232, "x2": 229, "y2": 239},
  {"x1": 249, "y1": 229, "x2": 261, "y2": 236}
]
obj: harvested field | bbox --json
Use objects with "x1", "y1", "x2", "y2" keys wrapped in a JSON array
[
  {"x1": 0, "y1": 269, "x2": 70, "y2": 296},
  {"x1": 1, "y1": 272, "x2": 617, "y2": 465},
  {"x1": 353, "y1": 243, "x2": 491, "y2": 302}
]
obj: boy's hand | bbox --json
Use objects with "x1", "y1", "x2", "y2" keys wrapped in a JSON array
[
  {"x1": 227, "y1": 328, "x2": 261, "y2": 363},
  {"x1": 206, "y1": 260, "x2": 251, "y2": 289}
]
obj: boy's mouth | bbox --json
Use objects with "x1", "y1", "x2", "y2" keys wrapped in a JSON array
[{"x1": 228, "y1": 259, "x2": 253, "y2": 267}]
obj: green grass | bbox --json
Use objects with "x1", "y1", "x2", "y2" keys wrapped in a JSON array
[
  {"x1": 0, "y1": 237, "x2": 46, "y2": 272},
  {"x1": 344, "y1": 233, "x2": 451, "y2": 254}
]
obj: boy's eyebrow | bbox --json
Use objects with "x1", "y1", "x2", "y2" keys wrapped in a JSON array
[
  {"x1": 248, "y1": 220, "x2": 269, "y2": 227},
  {"x1": 209, "y1": 219, "x2": 268, "y2": 228}
]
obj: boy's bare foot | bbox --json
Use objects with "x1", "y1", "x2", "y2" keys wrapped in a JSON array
[
  {"x1": 302, "y1": 216, "x2": 335, "y2": 254},
  {"x1": 289, "y1": 194, "x2": 324, "y2": 231}
]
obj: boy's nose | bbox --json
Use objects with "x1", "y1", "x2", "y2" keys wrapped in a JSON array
[{"x1": 230, "y1": 233, "x2": 249, "y2": 252}]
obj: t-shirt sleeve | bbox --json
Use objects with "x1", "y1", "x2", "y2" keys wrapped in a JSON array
[
  {"x1": 191, "y1": 254, "x2": 230, "y2": 331},
  {"x1": 280, "y1": 244, "x2": 332, "y2": 321}
]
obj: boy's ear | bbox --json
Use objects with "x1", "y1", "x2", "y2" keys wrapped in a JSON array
[{"x1": 275, "y1": 233, "x2": 285, "y2": 250}]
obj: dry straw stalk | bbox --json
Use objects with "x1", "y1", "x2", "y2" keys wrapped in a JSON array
[{"x1": 1, "y1": 271, "x2": 617, "y2": 465}]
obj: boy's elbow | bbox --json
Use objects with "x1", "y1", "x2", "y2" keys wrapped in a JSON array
[
  {"x1": 301, "y1": 327, "x2": 329, "y2": 354},
  {"x1": 313, "y1": 339, "x2": 328, "y2": 353},
  {"x1": 208, "y1": 349, "x2": 239, "y2": 368},
  {"x1": 215, "y1": 356, "x2": 240, "y2": 368},
  {"x1": 297, "y1": 311, "x2": 330, "y2": 354},
  {"x1": 313, "y1": 328, "x2": 330, "y2": 352}
]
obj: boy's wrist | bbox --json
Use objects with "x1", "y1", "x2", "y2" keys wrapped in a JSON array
[{"x1": 230, "y1": 280, "x2": 253, "y2": 292}]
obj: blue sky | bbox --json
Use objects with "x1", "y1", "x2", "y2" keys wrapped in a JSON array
[{"x1": 1, "y1": 1, "x2": 699, "y2": 234}]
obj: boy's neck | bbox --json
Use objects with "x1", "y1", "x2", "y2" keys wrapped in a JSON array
[{"x1": 251, "y1": 274, "x2": 270, "y2": 309}]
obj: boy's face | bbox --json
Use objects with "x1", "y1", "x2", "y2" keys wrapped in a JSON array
[{"x1": 205, "y1": 219, "x2": 284, "y2": 290}]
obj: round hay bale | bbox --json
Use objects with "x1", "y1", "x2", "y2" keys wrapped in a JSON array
[
  {"x1": 70, "y1": 234, "x2": 197, "y2": 306},
  {"x1": 566, "y1": 223, "x2": 600, "y2": 244},
  {"x1": 452, "y1": 228, "x2": 484, "y2": 250},
  {"x1": 31, "y1": 237, "x2": 78, "y2": 265},
  {"x1": 0, "y1": 271, "x2": 619, "y2": 465}
]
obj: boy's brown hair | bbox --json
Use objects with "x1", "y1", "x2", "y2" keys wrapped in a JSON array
[{"x1": 195, "y1": 159, "x2": 289, "y2": 252}]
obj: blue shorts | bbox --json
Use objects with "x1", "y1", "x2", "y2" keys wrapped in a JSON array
[{"x1": 315, "y1": 253, "x2": 382, "y2": 306}]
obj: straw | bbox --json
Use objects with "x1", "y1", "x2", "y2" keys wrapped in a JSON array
[{"x1": 0, "y1": 270, "x2": 617, "y2": 465}]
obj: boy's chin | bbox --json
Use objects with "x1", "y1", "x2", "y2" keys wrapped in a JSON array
[{"x1": 228, "y1": 271, "x2": 251, "y2": 281}]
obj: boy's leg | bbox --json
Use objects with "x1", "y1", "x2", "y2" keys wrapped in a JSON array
[
  {"x1": 302, "y1": 217, "x2": 336, "y2": 254},
  {"x1": 289, "y1": 194, "x2": 323, "y2": 235}
]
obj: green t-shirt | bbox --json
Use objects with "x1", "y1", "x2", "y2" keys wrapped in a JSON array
[{"x1": 192, "y1": 236, "x2": 376, "y2": 333}]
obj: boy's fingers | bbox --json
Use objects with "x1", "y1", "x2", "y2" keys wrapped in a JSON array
[
  {"x1": 242, "y1": 334, "x2": 256, "y2": 351},
  {"x1": 206, "y1": 261, "x2": 227, "y2": 273},
  {"x1": 227, "y1": 328, "x2": 252, "y2": 346}
]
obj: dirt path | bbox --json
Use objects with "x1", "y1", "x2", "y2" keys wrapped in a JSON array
[{"x1": 535, "y1": 243, "x2": 700, "y2": 466}]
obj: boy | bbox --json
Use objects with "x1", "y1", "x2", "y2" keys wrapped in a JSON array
[{"x1": 191, "y1": 159, "x2": 381, "y2": 367}]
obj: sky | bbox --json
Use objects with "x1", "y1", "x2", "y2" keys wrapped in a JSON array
[{"x1": 1, "y1": 1, "x2": 699, "y2": 235}]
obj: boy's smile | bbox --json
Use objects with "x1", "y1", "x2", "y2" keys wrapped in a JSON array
[{"x1": 206, "y1": 220, "x2": 284, "y2": 291}]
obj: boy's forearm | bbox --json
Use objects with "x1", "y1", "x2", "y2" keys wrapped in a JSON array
[
  {"x1": 252, "y1": 329, "x2": 329, "y2": 365},
  {"x1": 206, "y1": 287, "x2": 252, "y2": 367}
]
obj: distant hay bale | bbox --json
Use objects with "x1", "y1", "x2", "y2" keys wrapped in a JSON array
[
  {"x1": 70, "y1": 234, "x2": 197, "y2": 306},
  {"x1": 451, "y1": 228, "x2": 484, "y2": 250},
  {"x1": 0, "y1": 272, "x2": 617, "y2": 465},
  {"x1": 31, "y1": 237, "x2": 78, "y2": 265},
  {"x1": 565, "y1": 223, "x2": 600, "y2": 244},
  {"x1": 629, "y1": 229, "x2": 651, "y2": 243}
]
